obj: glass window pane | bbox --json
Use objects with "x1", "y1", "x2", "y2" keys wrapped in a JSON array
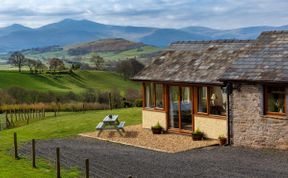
[
  {"x1": 181, "y1": 87, "x2": 192, "y2": 130},
  {"x1": 198, "y1": 87, "x2": 207, "y2": 113},
  {"x1": 209, "y1": 86, "x2": 227, "y2": 115},
  {"x1": 169, "y1": 86, "x2": 179, "y2": 128},
  {"x1": 155, "y1": 84, "x2": 163, "y2": 108},
  {"x1": 145, "y1": 83, "x2": 154, "y2": 108},
  {"x1": 267, "y1": 87, "x2": 285, "y2": 113}
]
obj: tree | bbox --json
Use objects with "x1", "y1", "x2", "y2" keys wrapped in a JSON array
[
  {"x1": 35, "y1": 60, "x2": 47, "y2": 73},
  {"x1": 70, "y1": 63, "x2": 81, "y2": 71},
  {"x1": 116, "y1": 57, "x2": 144, "y2": 79},
  {"x1": 90, "y1": 54, "x2": 105, "y2": 70},
  {"x1": 8, "y1": 52, "x2": 26, "y2": 72},
  {"x1": 48, "y1": 58, "x2": 65, "y2": 73},
  {"x1": 25, "y1": 59, "x2": 37, "y2": 73}
]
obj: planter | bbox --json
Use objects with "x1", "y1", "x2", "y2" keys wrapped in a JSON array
[
  {"x1": 151, "y1": 127, "x2": 162, "y2": 134},
  {"x1": 219, "y1": 138, "x2": 227, "y2": 145},
  {"x1": 192, "y1": 133, "x2": 203, "y2": 141}
]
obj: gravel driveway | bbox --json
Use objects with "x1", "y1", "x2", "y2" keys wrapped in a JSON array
[{"x1": 20, "y1": 137, "x2": 288, "y2": 178}]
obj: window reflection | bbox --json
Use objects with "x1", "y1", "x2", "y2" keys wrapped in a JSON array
[
  {"x1": 209, "y1": 86, "x2": 227, "y2": 115},
  {"x1": 267, "y1": 86, "x2": 285, "y2": 113},
  {"x1": 198, "y1": 87, "x2": 207, "y2": 113}
]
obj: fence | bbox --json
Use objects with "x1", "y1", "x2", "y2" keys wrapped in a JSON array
[
  {"x1": 3, "y1": 108, "x2": 46, "y2": 129},
  {"x1": 0, "y1": 114, "x2": 6, "y2": 131},
  {"x1": 11, "y1": 132, "x2": 133, "y2": 178}
]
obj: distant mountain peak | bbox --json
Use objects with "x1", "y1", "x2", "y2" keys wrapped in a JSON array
[
  {"x1": 0, "y1": 18, "x2": 287, "y2": 53},
  {"x1": 1, "y1": 23, "x2": 30, "y2": 30}
]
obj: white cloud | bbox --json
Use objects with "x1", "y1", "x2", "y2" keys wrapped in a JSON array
[{"x1": 0, "y1": 0, "x2": 287, "y2": 29}]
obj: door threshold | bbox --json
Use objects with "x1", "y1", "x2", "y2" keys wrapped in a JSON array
[{"x1": 167, "y1": 129, "x2": 192, "y2": 135}]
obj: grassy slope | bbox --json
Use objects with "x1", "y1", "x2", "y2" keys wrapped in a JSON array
[
  {"x1": 93, "y1": 46, "x2": 160, "y2": 60},
  {"x1": 24, "y1": 46, "x2": 160, "y2": 62},
  {"x1": 0, "y1": 108, "x2": 142, "y2": 178},
  {"x1": 0, "y1": 70, "x2": 139, "y2": 94}
]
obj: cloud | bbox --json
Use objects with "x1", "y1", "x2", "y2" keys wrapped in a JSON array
[{"x1": 0, "y1": 0, "x2": 287, "y2": 29}]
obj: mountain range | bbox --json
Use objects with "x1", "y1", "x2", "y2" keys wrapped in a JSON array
[{"x1": 0, "y1": 19, "x2": 288, "y2": 52}]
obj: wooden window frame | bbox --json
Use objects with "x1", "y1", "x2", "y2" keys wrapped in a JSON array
[
  {"x1": 155, "y1": 83, "x2": 165, "y2": 110},
  {"x1": 195, "y1": 86, "x2": 227, "y2": 118},
  {"x1": 143, "y1": 82, "x2": 165, "y2": 111},
  {"x1": 264, "y1": 85, "x2": 286, "y2": 116},
  {"x1": 167, "y1": 85, "x2": 194, "y2": 131},
  {"x1": 209, "y1": 86, "x2": 227, "y2": 117},
  {"x1": 196, "y1": 86, "x2": 209, "y2": 115}
]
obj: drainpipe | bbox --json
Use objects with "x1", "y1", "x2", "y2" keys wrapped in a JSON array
[{"x1": 226, "y1": 82, "x2": 233, "y2": 145}]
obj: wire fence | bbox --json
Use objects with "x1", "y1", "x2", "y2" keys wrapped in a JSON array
[{"x1": 0, "y1": 114, "x2": 6, "y2": 131}]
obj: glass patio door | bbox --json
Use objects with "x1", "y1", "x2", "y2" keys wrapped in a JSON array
[
  {"x1": 169, "y1": 86, "x2": 193, "y2": 130},
  {"x1": 180, "y1": 87, "x2": 192, "y2": 130},
  {"x1": 169, "y1": 86, "x2": 179, "y2": 128}
]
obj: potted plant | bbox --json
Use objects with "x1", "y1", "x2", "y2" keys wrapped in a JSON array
[
  {"x1": 192, "y1": 128, "x2": 204, "y2": 141},
  {"x1": 218, "y1": 135, "x2": 227, "y2": 145},
  {"x1": 151, "y1": 122, "x2": 163, "y2": 134}
]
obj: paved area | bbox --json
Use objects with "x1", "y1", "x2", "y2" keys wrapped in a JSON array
[
  {"x1": 20, "y1": 137, "x2": 288, "y2": 178},
  {"x1": 80, "y1": 124, "x2": 218, "y2": 153}
]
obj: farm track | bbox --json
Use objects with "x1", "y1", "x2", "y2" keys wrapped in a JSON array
[{"x1": 20, "y1": 137, "x2": 288, "y2": 178}]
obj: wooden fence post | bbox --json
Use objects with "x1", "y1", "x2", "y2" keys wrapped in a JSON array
[
  {"x1": 14, "y1": 109, "x2": 17, "y2": 121},
  {"x1": 109, "y1": 92, "x2": 112, "y2": 110},
  {"x1": 5, "y1": 111, "x2": 10, "y2": 128},
  {"x1": 18, "y1": 110, "x2": 22, "y2": 120},
  {"x1": 85, "y1": 159, "x2": 89, "y2": 178},
  {"x1": 14, "y1": 132, "x2": 19, "y2": 159},
  {"x1": 56, "y1": 147, "x2": 61, "y2": 178},
  {"x1": 32, "y1": 139, "x2": 36, "y2": 168}
]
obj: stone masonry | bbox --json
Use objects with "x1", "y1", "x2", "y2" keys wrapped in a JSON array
[{"x1": 232, "y1": 84, "x2": 288, "y2": 149}]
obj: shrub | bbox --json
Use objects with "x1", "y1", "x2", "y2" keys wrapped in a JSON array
[
  {"x1": 134, "y1": 99, "x2": 143, "y2": 107},
  {"x1": 151, "y1": 122, "x2": 163, "y2": 129}
]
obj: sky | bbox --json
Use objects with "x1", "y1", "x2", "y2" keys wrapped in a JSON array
[{"x1": 0, "y1": 0, "x2": 287, "y2": 29}]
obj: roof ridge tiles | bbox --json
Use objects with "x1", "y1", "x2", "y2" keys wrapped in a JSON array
[{"x1": 171, "y1": 39, "x2": 255, "y2": 45}]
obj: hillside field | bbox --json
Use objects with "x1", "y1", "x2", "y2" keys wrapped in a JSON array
[
  {"x1": 0, "y1": 70, "x2": 139, "y2": 94},
  {"x1": 0, "y1": 108, "x2": 142, "y2": 177}
]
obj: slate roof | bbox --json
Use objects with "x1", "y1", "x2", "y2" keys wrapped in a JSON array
[
  {"x1": 132, "y1": 40, "x2": 254, "y2": 85},
  {"x1": 219, "y1": 31, "x2": 288, "y2": 83}
]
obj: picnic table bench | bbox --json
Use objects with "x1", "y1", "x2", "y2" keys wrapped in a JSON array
[{"x1": 96, "y1": 115, "x2": 125, "y2": 136}]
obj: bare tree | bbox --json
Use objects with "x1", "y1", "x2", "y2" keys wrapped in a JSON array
[
  {"x1": 25, "y1": 59, "x2": 37, "y2": 73},
  {"x1": 35, "y1": 60, "x2": 47, "y2": 73},
  {"x1": 48, "y1": 58, "x2": 65, "y2": 73},
  {"x1": 8, "y1": 52, "x2": 26, "y2": 72},
  {"x1": 90, "y1": 54, "x2": 105, "y2": 70}
]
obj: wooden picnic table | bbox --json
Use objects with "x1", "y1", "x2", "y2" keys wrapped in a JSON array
[{"x1": 96, "y1": 115, "x2": 125, "y2": 136}]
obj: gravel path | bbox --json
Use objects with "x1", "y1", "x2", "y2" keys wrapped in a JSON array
[
  {"x1": 80, "y1": 125, "x2": 219, "y2": 153},
  {"x1": 20, "y1": 137, "x2": 288, "y2": 178}
]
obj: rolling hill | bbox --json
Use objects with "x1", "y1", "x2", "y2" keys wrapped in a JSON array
[
  {"x1": 66, "y1": 38, "x2": 146, "y2": 54},
  {"x1": 0, "y1": 70, "x2": 139, "y2": 94},
  {"x1": 14, "y1": 38, "x2": 161, "y2": 64},
  {"x1": 1, "y1": 19, "x2": 288, "y2": 52},
  {"x1": 140, "y1": 29, "x2": 210, "y2": 46}
]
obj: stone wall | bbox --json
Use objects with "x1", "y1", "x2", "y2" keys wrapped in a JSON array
[{"x1": 232, "y1": 84, "x2": 288, "y2": 149}]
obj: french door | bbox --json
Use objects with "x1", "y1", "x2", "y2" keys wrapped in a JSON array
[{"x1": 169, "y1": 86, "x2": 193, "y2": 131}]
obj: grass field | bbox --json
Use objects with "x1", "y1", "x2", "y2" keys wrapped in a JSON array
[
  {"x1": 93, "y1": 46, "x2": 160, "y2": 61},
  {"x1": 21, "y1": 45, "x2": 160, "y2": 64},
  {"x1": 0, "y1": 70, "x2": 139, "y2": 94},
  {"x1": 0, "y1": 108, "x2": 142, "y2": 178}
]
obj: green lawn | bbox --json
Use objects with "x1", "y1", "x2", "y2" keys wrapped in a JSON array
[
  {"x1": 0, "y1": 108, "x2": 142, "y2": 178},
  {"x1": 94, "y1": 46, "x2": 161, "y2": 61},
  {"x1": 0, "y1": 70, "x2": 139, "y2": 94}
]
